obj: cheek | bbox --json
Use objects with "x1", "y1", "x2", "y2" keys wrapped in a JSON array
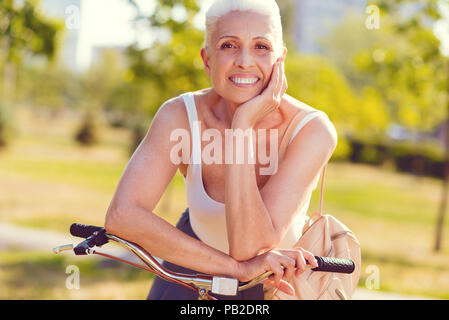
[
  {"x1": 211, "y1": 64, "x2": 225, "y2": 81},
  {"x1": 262, "y1": 61, "x2": 276, "y2": 82},
  {"x1": 211, "y1": 56, "x2": 232, "y2": 80}
]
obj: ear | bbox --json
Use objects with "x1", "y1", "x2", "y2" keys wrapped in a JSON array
[{"x1": 201, "y1": 48, "x2": 211, "y2": 78}]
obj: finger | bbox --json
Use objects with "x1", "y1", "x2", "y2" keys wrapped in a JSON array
[
  {"x1": 278, "y1": 279, "x2": 295, "y2": 296},
  {"x1": 278, "y1": 249, "x2": 305, "y2": 274},
  {"x1": 282, "y1": 62, "x2": 288, "y2": 94},
  {"x1": 294, "y1": 251, "x2": 307, "y2": 277},
  {"x1": 269, "y1": 261, "x2": 284, "y2": 288},
  {"x1": 299, "y1": 248, "x2": 319, "y2": 268},
  {"x1": 265, "y1": 61, "x2": 280, "y2": 95},
  {"x1": 280, "y1": 76, "x2": 287, "y2": 99},
  {"x1": 280, "y1": 255, "x2": 296, "y2": 282},
  {"x1": 273, "y1": 62, "x2": 283, "y2": 102},
  {"x1": 262, "y1": 279, "x2": 295, "y2": 296},
  {"x1": 276, "y1": 61, "x2": 287, "y2": 104}
]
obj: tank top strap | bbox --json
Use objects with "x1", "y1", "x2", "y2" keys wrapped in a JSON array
[
  {"x1": 181, "y1": 92, "x2": 202, "y2": 166},
  {"x1": 288, "y1": 110, "x2": 328, "y2": 145}
]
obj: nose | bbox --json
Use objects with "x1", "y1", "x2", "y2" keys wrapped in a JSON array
[{"x1": 235, "y1": 48, "x2": 254, "y2": 69}]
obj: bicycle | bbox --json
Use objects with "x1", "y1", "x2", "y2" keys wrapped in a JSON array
[{"x1": 53, "y1": 223, "x2": 356, "y2": 300}]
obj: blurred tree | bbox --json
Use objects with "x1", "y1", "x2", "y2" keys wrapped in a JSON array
[
  {"x1": 82, "y1": 49, "x2": 126, "y2": 110},
  {"x1": 355, "y1": 18, "x2": 445, "y2": 134},
  {"x1": 15, "y1": 64, "x2": 80, "y2": 116},
  {"x1": 319, "y1": 13, "x2": 386, "y2": 91},
  {"x1": 74, "y1": 110, "x2": 98, "y2": 146},
  {"x1": 365, "y1": 0, "x2": 449, "y2": 251},
  {"x1": 277, "y1": 0, "x2": 298, "y2": 50},
  {"x1": 74, "y1": 49, "x2": 126, "y2": 146},
  {"x1": 0, "y1": 0, "x2": 60, "y2": 66},
  {"x1": 0, "y1": 0, "x2": 61, "y2": 147},
  {"x1": 285, "y1": 52, "x2": 388, "y2": 159},
  {"x1": 80, "y1": 48, "x2": 159, "y2": 148},
  {"x1": 0, "y1": 106, "x2": 12, "y2": 147},
  {"x1": 129, "y1": 117, "x2": 147, "y2": 155},
  {"x1": 321, "y1": 9, "x2": 445, "y2": 135},
  {"x1": 126, "y1": 0, "x2": 209, "y2": 117}
]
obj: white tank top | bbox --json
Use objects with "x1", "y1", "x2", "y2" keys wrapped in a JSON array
[{"x1": 181, "y1": 92, "x2": 328, "y2": 254}]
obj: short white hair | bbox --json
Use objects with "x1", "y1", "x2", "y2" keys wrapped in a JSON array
[{"x1": 204, "y1": 0, "x2": 284, "y2": 56}]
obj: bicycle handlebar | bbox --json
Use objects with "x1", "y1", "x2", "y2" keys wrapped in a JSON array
[
  {"x1": 66, "y1": 223, "x2": 237, "y2": 298},
  {"x1": 57, "y1": 222, "x2": 355, "y2": 299},
  {"x1": 68, "y1": 222, "x2": 355, "y2": 273},
  {"x1": 313, "y1": 256, "x2": 355, "y2": 274},
  {"x1": 70, "y1": 223, "x2": 104, "y2": 239}
]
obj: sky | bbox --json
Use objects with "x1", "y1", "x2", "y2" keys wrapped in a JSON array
[
  {"x1": 434, "y1": 0, "x2": 449, "y2": 57},
  {"x1": 76, "y1": 0, "x2": 156, "y2": 70}
]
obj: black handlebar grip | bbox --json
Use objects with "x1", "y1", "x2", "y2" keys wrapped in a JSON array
[
  {"x1": 312, "y1": 256, "x2": 355, "y2": 274},
  {"x1": 70, "y1": 223, "x2": 104, "y2": 239}
]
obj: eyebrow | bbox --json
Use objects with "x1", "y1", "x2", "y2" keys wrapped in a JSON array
[{"x1": 218, "y1": 35, "x2": 272, "y2": 42}]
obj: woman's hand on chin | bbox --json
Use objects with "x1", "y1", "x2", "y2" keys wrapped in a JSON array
[{"x1": 232, "y1": 57, "x2": 287, "y2": 128}]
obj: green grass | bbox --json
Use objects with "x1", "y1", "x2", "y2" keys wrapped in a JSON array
[
  {"x1": 0, "y1": 107, "x2": 186, "y2": 231},
  {"x1": 308, "y1": 163, "x2": 449, "y2": 299},
  {"x1": 1, "y1": 106, "x2": 449, "y2": 299},
  {"x1": 0, "y1": 250, "x2": 154, "y2": 299},
  {"x1": 361, "y1": 251, "x2": 449, "y2": 299},
  {"x1": 0, "y1": 157, "x2": 126, "y2": 193}
]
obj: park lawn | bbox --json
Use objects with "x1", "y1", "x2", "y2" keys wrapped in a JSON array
[
  {"x1": 0, "y1": 107, "x2": 186, "y2": 231},
  {"x1": 1, "y1": 106, "x2": 449, "y2": 299},
  {"x1": 0, "y1": 250, "x2": 154, "y2": 299}
]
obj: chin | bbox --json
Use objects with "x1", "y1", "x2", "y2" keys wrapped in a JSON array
[
  {"x1": 231, "y1": 94, "x2": 256, "y2": 106},
  {"x1": 220, "y1": 88, "x2": 260, "y2": 105}
]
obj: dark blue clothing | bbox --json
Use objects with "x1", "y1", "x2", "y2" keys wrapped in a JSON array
[{"x1": 147, "y1": 208, "x2": 264, "y2": 300}]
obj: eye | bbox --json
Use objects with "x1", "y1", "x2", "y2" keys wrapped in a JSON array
[
  {"x1": 256, "y1": 44, "x2": 269, "y2": 50},
  {"x1": 220, "y1": 42, "x2": 235, "y2": 49}
]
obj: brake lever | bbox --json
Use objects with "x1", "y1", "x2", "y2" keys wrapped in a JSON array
[{"x1": 53, "y1": 244, "x2": 74, "y2": 254}]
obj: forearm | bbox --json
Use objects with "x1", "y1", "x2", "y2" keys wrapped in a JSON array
[
  {"x1": 225, "y1": 119, "x2": 277, "y2": 260},
  {"x1": 105, "y1": 205, "x2": 241, "y2": 278}
]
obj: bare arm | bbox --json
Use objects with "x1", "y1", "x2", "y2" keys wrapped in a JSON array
[
  {"x1": 224, "y1": 58, "x2": 337, "y2": 261},
  {"x1": 226, "y1": 114, "x2": 337, "y2": 261},
  {"x1": 104, "y1": 98, "x2": 240, "y2": 278}
]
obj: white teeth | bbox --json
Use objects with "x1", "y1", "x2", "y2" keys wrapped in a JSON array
[{"x1": 230, "y1": 77, "x2": 258, "y2": 84}]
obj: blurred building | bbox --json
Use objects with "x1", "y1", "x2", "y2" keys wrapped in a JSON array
[
  {"x1": 41, "y1": 0, "x2": 81, "y2": 70},
  {"x1": 294, "y1": 0, "x2": 367, "y2": 53}
]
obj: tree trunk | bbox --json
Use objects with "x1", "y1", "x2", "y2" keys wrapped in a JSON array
[
  {"x1": 434, "y1": 63, "x2": 449, "y2": 252},
  {"x1": 435, "y1": 161, "x2": 448, "y2": 252},
  {"x1": 0, "y1": 62, "x2": 15, "y2": 148}
]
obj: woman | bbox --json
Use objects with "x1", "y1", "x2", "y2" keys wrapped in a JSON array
[{"x1": 105, "y1": 0, "x2": 338, "y2": 300}]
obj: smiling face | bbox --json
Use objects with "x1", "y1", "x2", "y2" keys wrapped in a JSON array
[{"x1": 201, "y1": 10, "x2": 286, "y2": 105}]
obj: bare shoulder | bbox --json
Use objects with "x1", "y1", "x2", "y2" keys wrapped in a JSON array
[
  {"x1": 151, "y1": 95, "x2": 190, "y2": 132},
  {"x1": 283, "y1": 94, "x2": 337, "y2": 149},
  {"x1": 138, "y1": 94, "x2": 192, "y2": 157},
  {"x1": 146, "y1": 95, "x2": 193, "y2": 177}
]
